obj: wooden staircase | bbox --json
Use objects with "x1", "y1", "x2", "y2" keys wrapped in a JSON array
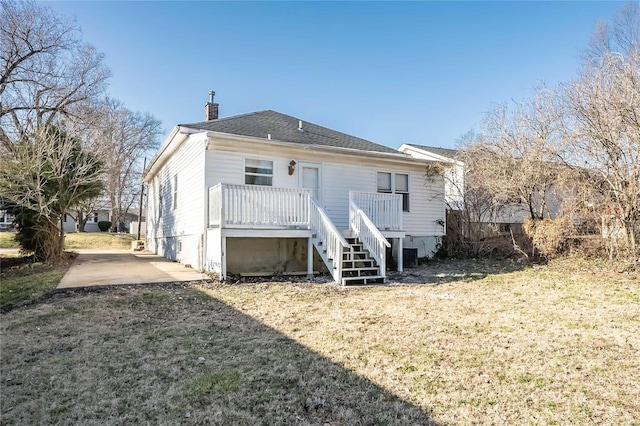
[
  {"x1": 311, "y1": 235, "x2": 386, "y2": 286},
  {"x1": 340, "y1": 237, "x2": 385, "y2": 286}
]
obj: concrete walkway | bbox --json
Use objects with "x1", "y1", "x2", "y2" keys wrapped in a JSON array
[{"x1": 58, "y1": 249, "x2": 208, "y2": 289}]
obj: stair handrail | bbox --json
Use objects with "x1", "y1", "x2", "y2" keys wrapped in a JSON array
[
  {"x1": 349, "y1": 198, "x2": 391, "y2": 275},
  {"x1": 309, "y1": 197, "x2": 349, "y2": 282}
]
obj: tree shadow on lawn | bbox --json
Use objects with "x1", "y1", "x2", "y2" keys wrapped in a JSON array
[
  {"x1": 1, "y1": 284, "x2": 440, "y2": 425},
  {"x1": 388, "y1": 257, "x2": 533, "y2": 285}
]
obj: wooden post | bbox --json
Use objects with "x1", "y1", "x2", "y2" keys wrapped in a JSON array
[
  {"x1": 220, "y1": 184, "x2": 226, "y2": 227},
  {"x1": 137, "y1": 157, "x2": 147, "y2": 240},
  {"x1": 307, "y1": 237, "x2": 313, "y2": 278},
  {"x1": 221, "y1": 236, "x2": 227, "y2": 279},
  {"x1": 397, "y1": 237, "x2": 403, "y2": 272}
]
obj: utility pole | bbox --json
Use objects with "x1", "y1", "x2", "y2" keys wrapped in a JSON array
[{"x1": 137, "y1": 157, "x2": 147, "y2": 241}]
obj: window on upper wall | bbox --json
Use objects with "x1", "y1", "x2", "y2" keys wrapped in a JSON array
[
  {"x1": 173, "y1": 175, "x2": 178, "y2": 209},
  {"x1": 245, "y1": 159, "x2": 273, "y2": 186},
  {"x1": 377, "y1": 172, "x2": 410, "y2": 212}
]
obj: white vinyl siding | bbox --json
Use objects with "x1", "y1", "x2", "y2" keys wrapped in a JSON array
[
  {"x1": 203, "y1": 142, "x2": 444, "y2": 237},
  {"x1": 146, "y1": 135, "x2": 207, "y2": 269},
  {"x1": 324, "y1": 163, "x2": 443, "y2": 235}
]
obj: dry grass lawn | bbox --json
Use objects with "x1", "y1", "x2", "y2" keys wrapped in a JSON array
[
  {"x1": 0, "y1": 232, "x2": 135, "y2": 249},
  {"x1": 0, "y1": 232, "x2": 19, "y2": 248},
  {"x1": 64, "y1": 232, "x2": 136, "y2": 249},
  {"x1": 1, "y1": 259, "x2": 638, "y2": 425}
]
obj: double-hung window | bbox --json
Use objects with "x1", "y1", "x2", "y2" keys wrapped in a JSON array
[
  {"x1": 245, "y1": 159, "x2": 273, "y2": 186},
  {"x1": 377, "y1": 172, "x2": 410, "y2": 212}
]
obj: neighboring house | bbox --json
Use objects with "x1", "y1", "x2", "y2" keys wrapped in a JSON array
[
  {"x1": 401, "y1": 144, "x2": 564, "y2": 237},
  {"x1": 63, "y1": 210, "x2": 139, "y2": 233},
  {"x1": 63, "y1": 211, "x2": 107, "y2": 233},
  {"x1": 399, "y1": 144, "x2": 465, "y2": 209},
  {"x1": 143, "y1": 101, "x2": 446, "y2": 285},
  {"x1": 0, "y1": 209, "x2": 15, "y2": 231}
]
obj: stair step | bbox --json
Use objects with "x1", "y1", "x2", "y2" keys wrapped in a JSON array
[
  {"x1": 342, "y1": 267, "x2": 379, "y2": 272},
  {"x1": 342, "y1": 260, "x2": 375, "y2": 267},
  {"x1": 343, "y1": 251, "x2": 369, "y2": 257},
  {"x1": 341, "y1": 275, "x2": 386, "y2": 286}
]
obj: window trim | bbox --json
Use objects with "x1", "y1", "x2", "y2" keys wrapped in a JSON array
[
  {"x1": 244, "y1": 158, "x2": 274, "y2": 186},
  {"x1": 377, "y1": 171, "x2": 410, "y2": 212},
  {"x1": 172, "y1": 175, "x2": 178, "y2": 210},
  {"x1": 158, "y1": 181, "x2": 163, "y2": 218}
]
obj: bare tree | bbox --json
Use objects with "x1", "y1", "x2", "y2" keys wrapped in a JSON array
[
  {"x1": 68, "y1": 197, "x2": 109, "y2": 232},
  {"x1": 473, "y1": 86, "x2": 566, "y2": 221},
  {"x1": 0, "y1": 0, "x2": 110, "y2": 145},
  {"x1": 83, "y1": 99, "x2": 161, "y2": 232},
  {"x1": 564, "y1": 2, "x2": 640, "y2": 256},
  {"x1": 0, "y1": 126, "x2": 103, "y2": 260}
]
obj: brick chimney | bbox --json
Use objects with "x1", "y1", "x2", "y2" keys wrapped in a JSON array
[{"x1": 205, "y1": 90, "x2": 219, "y2": 121}]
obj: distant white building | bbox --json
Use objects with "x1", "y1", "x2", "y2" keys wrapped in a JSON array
[
  {"x1": 63, "y1": 210, "x2": 140, "y2": 233},
  {"x1": 0, "y1": 209, "x2": 14, "y2": 231}
]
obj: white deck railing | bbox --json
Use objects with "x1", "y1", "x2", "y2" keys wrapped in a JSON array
[
  {"x1": 208, "y1": 183, "x2": 311, "y2": 228},
  {"x1": 349, "y1": 191, "x2": 402, "y2": 231},
  {"x1": 310, "y1": 197, "x2": 349, "y2": 282},
  {"x1": 349, "y1": 199, "x2": 391, "y2": 274},
  {"x1": 209, "y1": 184, "x2": 223, "y2": 226}
]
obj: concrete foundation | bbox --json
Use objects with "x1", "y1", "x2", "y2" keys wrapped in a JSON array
[
  {"x1": 226, "y1": 237, "x2": 327, "y2": 275},
  {"x1": 402, "y1": 235, "x2": 441, "y2": 258}
]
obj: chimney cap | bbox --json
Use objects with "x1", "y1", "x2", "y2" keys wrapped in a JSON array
[{"x1": 208, "y1": 90, "x2": 215, "y2": 103}]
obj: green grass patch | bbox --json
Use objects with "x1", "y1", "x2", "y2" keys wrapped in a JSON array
[
  {"x1": 190, "y1": 370, "x2": 241, "y2": 395},
  {"x1": 0, "y1": 257, "x2": 66, "y2": 309}
]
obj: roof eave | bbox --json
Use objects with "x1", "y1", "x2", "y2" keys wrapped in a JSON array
[
  {"x1": 201, "y1": 130, "x2": 437, "y2": 165},
  {"x1": 143, "y1": 126, "x2": 206, "y2": 182},
  {"x1": 399, "y1": 143, "x2": 463, "y2": 165}
]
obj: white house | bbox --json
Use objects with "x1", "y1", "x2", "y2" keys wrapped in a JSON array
[
  {"x1": 143, "y1": 101, "x2": 445, "y2": 285},
  {"x1": 399, "y1": 144, "x2": 465, "y2": 210},
  {"x1": 62, "y1": 210, "x2": 140, "y2": 233},
  {"x1": 63, "y1": 211, "x2": 108, "y2": 233},
  {"x1": 0, "y1": 208, "x2": 14, "y2": 231}
]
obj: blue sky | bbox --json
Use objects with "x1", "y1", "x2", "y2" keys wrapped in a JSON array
[{"x1": 46, "y1": 1, "x2": 624, "y2": 149}]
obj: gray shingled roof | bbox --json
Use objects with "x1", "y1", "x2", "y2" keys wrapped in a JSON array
[
  {"x1": 406, "y1": 144, "x2": 458, "y2": 159},
  {"x1": 181, "y1": 110, "x2": 399, "y2": 154}
]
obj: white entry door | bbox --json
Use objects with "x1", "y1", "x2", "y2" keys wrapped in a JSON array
[{"x1": 300, "y1": 163, "x2": 322, "y2": 203}]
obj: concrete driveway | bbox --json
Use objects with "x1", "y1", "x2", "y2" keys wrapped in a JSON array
[{"x1": 58, "y1": 249, "x2": 209, "y2": 289}]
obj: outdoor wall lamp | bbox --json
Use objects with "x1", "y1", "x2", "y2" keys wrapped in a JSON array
[{"x1": 288, "y1": 160, "x2": 297, "y2": 175}]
